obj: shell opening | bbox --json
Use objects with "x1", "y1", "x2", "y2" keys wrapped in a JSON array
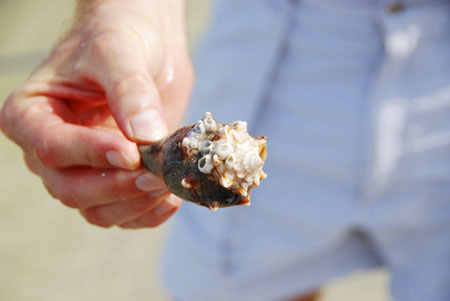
[
  {"x1": 198, "y1": 157, "x2": 206, "y2": 168},
  {"x1": 198, "y1": 154, "x2": 213, "y2": 174}
]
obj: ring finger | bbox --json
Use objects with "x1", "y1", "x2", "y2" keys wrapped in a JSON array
[{"x1": 80, "y1": 189, "x2": 171, "y2": 227}]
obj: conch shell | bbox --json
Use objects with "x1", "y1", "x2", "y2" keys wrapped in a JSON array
[{"x1": 139, "y1": 112, "x2": 267, "y2": 212}]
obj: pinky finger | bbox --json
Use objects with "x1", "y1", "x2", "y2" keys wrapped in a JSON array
[{"x1": 119, "y1": 195, "x2": 182, "y2": 229}]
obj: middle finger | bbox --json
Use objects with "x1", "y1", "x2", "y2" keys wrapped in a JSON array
[{"x1": 39, "y1": 165, "x2": 165, "y2": 209}]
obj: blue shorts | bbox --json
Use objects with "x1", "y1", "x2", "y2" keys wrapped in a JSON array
[{"x1": 161, "y1": 1, "x2": 450, "y2": 300}]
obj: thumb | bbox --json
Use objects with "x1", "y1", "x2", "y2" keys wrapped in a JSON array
[
  {"x1": 107, "y1": 72, "x2": 168, "y2": 143},
  {"x1": 88, "y1": 34, "x2": 169, "y2": 143}
]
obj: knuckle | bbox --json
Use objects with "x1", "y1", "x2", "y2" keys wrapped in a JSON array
[
  {"x1": 82, "y1": 151, "x2": 96, "y2": 167},
  {"x1": 158, "y1": 58, "x2": 194, "y2": 95},
  {"x1": 78, "y1": 135, "x2": 99, "y2": 166},
  {"x1": 41, "y1": 170, "x2": 86, "y2": 209},
  {"x1": 0, "y1": 92, "x2": 20, "y2": 136},
  {"x1": 81, "y1": 208, "x2": 113, "y2": 228},
  {"x1": 58, "y1": 194, "x2": 79, "y2": 209},
  {"x1": 0, "y1": 103, "x2": 9, "y2": 135},
  {"x1": 102, "y1": 171, "x2": 127, "y2": 201},
  {"x1": 110, "y1": 185, "x2": 127, "y2": 202},
  {"x1": 34, "y1": 135, "x2": 58, "y2": 168},
  {"x1": 23, "y1": 154, "x2": 40, "y2": 175},
  {"x1": 42, "y1": 129, "x2": 104, "y2": 168},
  {"x1": 42, "y1": 180, "x2": 79, "y2": 209},
  {"x1": 42, "y1": 180, "x2": 58, "y2": 200},
  {"x1": 89, "y1": 32, "x2": 118, "y2": 57},
  {"x1": 111, "y1": 72, "x2": 151, "y2": 98}
]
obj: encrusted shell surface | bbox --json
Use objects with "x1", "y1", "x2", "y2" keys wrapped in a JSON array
[{"x1": 182, "y1": 112, "x2": 267, "y2": 204}]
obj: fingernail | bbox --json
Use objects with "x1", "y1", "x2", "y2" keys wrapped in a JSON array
[
  {"x1": 130, "y1": 109, "x2": 168, "y2": 141},
  {"x1": 148, "y1": 188, "x2": 168, "y2": 198},
  {"x1": 106, "y1": 150, "x2": 132, "y2": 169},
  {"x1": 155, "y1": 195, "x2": 182, "y2": 216},
  {"x1": 135, "y1": 172, "x2": 164, "y2": 191}
]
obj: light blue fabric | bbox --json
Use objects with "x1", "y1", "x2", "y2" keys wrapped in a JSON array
[{"x1": 161, "y1": 1, "x2": 450, "y2": 300}]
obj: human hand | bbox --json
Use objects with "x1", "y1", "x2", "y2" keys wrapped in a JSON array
[{"x1": 0, "y1": 0, "x2": 193, "y2": 228}]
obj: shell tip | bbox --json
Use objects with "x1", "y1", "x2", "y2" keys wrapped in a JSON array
[
  {"x1": 239, "y1": 198, "x2": 251, "y2": 206},
  {"x1": 209, "y1": 201, "x2": 220, "y2": 212}
]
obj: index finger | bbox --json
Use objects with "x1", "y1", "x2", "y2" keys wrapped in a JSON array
[{"x1": 1, "y1": 94, "x2": 140, "y2": 170}]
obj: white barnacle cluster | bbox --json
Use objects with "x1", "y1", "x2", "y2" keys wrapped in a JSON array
[{"x1": 181, "y1": 112, "x2": 267, "y2": 198}]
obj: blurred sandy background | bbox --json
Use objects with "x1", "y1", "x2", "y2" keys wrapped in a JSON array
[{"x1": 0, "y1": 1, "x2": 390, "y2": 300}]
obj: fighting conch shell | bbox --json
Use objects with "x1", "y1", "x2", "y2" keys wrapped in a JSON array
[{"x1": 139, "y1": 112, "x2": 267, "y2": 212}]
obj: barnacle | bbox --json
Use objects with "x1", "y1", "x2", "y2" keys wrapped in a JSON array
[{"x1": 139, "y1": 112, "x2": 267, "y2": 212}]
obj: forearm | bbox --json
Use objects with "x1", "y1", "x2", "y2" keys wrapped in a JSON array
[{"x1": 75, "y1": 0, "x2": 186, "y2": 17}]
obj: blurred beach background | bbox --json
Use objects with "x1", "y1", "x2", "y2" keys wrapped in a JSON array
[{"x1": 0, "y1": 1, "x2": 389, "y2": 300}]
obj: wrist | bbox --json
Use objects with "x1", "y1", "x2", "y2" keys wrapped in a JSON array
[{"x1": 72, "y1": 0, "x2": 187, "y2": 49}]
